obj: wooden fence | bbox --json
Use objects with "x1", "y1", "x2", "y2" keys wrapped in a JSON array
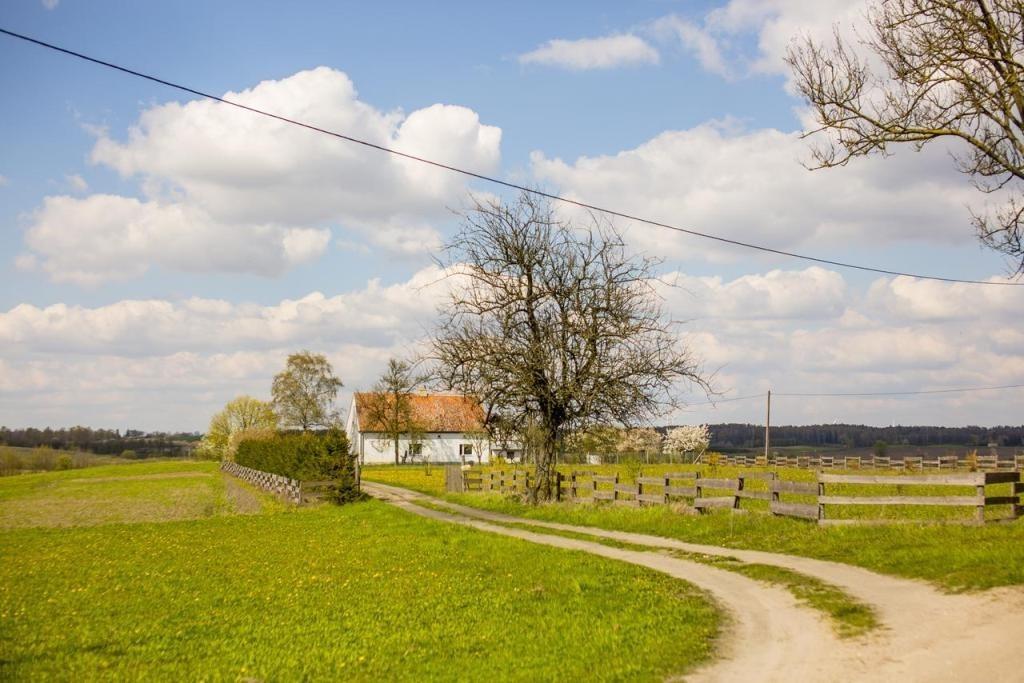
[
  {"x1": 221, "y1": 461, "x2": 340, "y2": 505},
  {"x1": 705, "y1": 453, "x2": 1024, "y2": 471},
  {"x1": 461, "y1": 468, "x2": 1022, "y2": 525}
]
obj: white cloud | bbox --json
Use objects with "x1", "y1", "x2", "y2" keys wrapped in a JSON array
[
  {"x1": 41, "y1": 0, "x2": 58, "y2": 9},
  {"x1": 4, "y1": 265, "x2": 1023, "y2": 429},
  {"x1": 663, "y1": 267, "x2": 847, "y2": 319},
  {"x1": 0, "y1": 174, "x2": 8, "y2": 186},
  {"x1": 651, "y1": 16, "x2": 730, "y2": 77},
  {"x1": 531, "y1": 119, "x2": 980, "y2": 264},
  {"x1": 65, "y1": 174, "x2": 88, "y2": 192},
  {"x1": 518, "y1": 34, "x2": 660, "y2": 70},
  {"x1": 23, "y1": 67, "x2": 501, "y2": 283},
  {"x1": 22, "y1": 194, "x2": 330, "y2": 285},
  {"x1": 0, "y1": 264, "x2": 452, "y2": 356}
]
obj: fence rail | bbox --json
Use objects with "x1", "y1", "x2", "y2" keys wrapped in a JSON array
[
  {"x1": 221, "y1": 461, "x2": 340, "y2": 505},
  {"x1": 457, "y1": 467, "x2": 1022, "y2": 525},
  {"x1": 699, "y1": 452, "x2": 1024, "y2": 472}
]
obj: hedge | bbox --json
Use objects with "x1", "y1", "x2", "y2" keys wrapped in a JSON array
[{"x1": 235, "y1": 430, "x2": 358, "y2": 501}]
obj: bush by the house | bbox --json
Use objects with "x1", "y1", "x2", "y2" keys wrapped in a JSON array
[{"x1": 235, "y1": 430, "x2": 359, "y2": 502}]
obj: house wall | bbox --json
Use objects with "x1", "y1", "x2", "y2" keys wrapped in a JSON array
[{"x1": 356, "y1": 432, "x2": 491, "y2": 464}]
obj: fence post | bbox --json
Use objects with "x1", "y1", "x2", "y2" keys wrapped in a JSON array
[
  {"x1": 734, "y1": 474, "x2": 744, "y2": 510},
  {"x1": 817, "y1": 476, "x2": 826, "y2": 523},
  {"x1": 976, "y1": 479, "x2": 986, "y2": 524},
  {"x1": 555, "y1": 471, "x2": 563, "y2": 502}
]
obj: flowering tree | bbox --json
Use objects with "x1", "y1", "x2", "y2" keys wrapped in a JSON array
[
  {"x1": 664, "y1": 425, "x2": 710, "y2": 462},
  {"x1": 618, "y1": 428, "x2": 663, "y2": 458}
]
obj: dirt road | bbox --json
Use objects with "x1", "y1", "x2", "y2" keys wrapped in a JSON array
[{"x1": 364, "y1": 481, "x2": 1024, "y2": 682}]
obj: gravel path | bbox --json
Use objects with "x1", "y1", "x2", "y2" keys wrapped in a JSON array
[{"x1": 364, "y1": 481, "x2": 1024, "y2": 682}]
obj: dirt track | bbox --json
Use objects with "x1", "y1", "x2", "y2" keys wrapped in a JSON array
[{"x1": 364, "y1": 481, "x2": 1024, "y2": 682}]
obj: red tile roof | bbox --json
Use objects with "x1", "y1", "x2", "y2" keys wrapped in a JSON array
[{"x1": 354, "y1": 392, "x2": 485, "y2": 433}]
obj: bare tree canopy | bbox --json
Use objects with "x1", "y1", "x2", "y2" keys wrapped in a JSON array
[
  {"x1": 787, "y1": 0, "x2": 1024, "y2": 273},
  {"x1": 430, "y1": 192, "x2": 708, "y2": 500},
  {"x1": 271, "y1": 351, "x2": 343, "y2": 431},
  {"x1": 360, "y1": 358, "x2": 428, "y2": 465}
]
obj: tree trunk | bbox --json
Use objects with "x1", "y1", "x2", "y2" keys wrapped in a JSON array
[
  {"x1": 528, "y1": 430, "x2": 557, "y2": 503},
  {"x1": 394, "y1": 438, "x2": 399, "y2": 466}
]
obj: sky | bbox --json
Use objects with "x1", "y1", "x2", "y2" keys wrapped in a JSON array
[{"x1": 1, "y1": 0, "x2": 1022, "y2": 431}]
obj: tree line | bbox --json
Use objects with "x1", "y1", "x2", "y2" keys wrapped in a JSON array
[
  {"x1": 0, "y1": 426, "x2": 200, "y2": 457},
  {"x1": 702, "y1": 423, "x2": 1024, "y2": 451}
]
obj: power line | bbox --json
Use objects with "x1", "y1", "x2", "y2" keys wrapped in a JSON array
[
  {"x1": 774, "y1": 383, "x2": 1024, "y2": 398},
  {"x1": 684, "y1": 382, "x2": 1024, "y2": 408},
  {"x1": 3, "y1": 26, "x2": 1023, "y2": 288}
]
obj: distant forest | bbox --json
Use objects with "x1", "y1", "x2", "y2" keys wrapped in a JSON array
[
  {"x1": 697, "y1": 423, "x2": 1024, "y2": 451},
  {"x1": 0, "y1": 426, "x2": 200, "y2": 457}
]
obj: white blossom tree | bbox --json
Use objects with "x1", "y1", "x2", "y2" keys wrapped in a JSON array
[{"x1": 664, "y1": 425, "x2": 710, "y2": 463}]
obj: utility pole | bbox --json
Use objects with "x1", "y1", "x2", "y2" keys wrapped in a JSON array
[{"x1": 764, "y1": 390, "x2": 771, "y2": 462}]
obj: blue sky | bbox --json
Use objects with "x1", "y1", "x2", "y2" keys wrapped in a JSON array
[{"x1": 1, "y1": 0, "x2": 1022, "y2": 430}]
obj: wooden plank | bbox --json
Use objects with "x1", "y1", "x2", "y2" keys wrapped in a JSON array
[
  {"x1": 665, "y1": 486, "x2": 698, "y2": 497},
  {"x1": 591, "y1": 490, "x2": 614, "y2": 501},
  {"x1": 592, "y1": 475, "x2": 618, "y2": 484},
  {"x1": 664, "y1": 471, "x2": 698, "y2": 479},
  {"x1": 614, "y1": 483, "x2": 639, "y2": 494},
  {"x1": 636, "y1": 476, "x2": 668, "y2": 485},
  {"x1": 699, "y1": 478, "x2": 738, "y2": 489},
  {"x1": 819, "y1": 495, "x2": 983, "y2": 506},
  {"x1": 693, "y1": 496, "x2": 735, "y2": 508},
  {"x1": 983, "y1": 496, "x2": 1019, "y2": 505},
  {"x1": 613, "y1": 499, "x2": 640, "y2": 508},
  {"x1": 770, "y1": 501, "x2": 818, "y2": 520},
  {"x1": 819, "y1": 473, "x2": 984, "y2": 485},
  {"x1": 771, "y1": 480, "x2": 818, "y2": 494},
  {"x1": 983, "y1": 471, "x2": 1021, "y2": 484},
  {"x1": 739, "y1": 471, "x2": 776, "y2": 481},
  {"x1": 637, "y1": 493, "x2": 667, "y2": 504},
  {"x1": 736, "y1": 490, "x2": 772, "y2": 501}
]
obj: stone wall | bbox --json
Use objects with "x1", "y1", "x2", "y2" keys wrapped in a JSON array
[{"x1": 221, "y1": 460, "x2": 302, "y2": 504}]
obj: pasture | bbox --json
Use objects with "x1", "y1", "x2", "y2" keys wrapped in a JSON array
[
  {"x1": 1, "y1": 461, "x2": 719, "y2": 681},
  {"x1": 362, "y1": 464, "x2": 1024, "y2": 590}
]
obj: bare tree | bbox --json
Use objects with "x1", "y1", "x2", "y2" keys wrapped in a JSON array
[
  {"x1": 361, "y1": 358, "x2": 427, "y2": 465},
  {"x1": 787, "y1": 0, "x2": 1024, "y2": 273},
  {"x1": 430, "y1": 192, "x2": 709, "y2": 501}
]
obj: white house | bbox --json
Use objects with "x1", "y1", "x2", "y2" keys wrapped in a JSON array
[{"x1": 346, "y1": 391, "x2": 492, "y2": 464}]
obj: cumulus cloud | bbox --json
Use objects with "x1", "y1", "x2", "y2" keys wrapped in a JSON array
[
  {"x1": 650, "y1": 16, "x2": 730, "y2": 77},
  {"x1": 4, "y1": 264, "x2": 1023, "y2": 428},
  {"x1": 518, "y1": 34, "x2": 660, "y2": 70},
  {"x1": 22, "y1": 67, "x2": 501, "y2": 283},
  {"x1": 0, "y1": 264, "x2": 452, "y2": 354},
  {"x1": 531, "y1": 119, "x2": 980, "y2": 263},
  {"x1": 22, "y1": 194, "x2": 330, "y2": 285}
]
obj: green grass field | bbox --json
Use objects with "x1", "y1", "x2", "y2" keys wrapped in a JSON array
[
  {"x1": 1, "y1": 462, "x2": 720, "y2": 681},
  {"x1": 362, "y1": 464, "x2": 1024, "y2": 591}
]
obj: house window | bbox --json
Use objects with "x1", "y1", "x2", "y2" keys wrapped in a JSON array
[
  {"x1": 459, "y1": 444, "x2": 473, "y2": 458},
  {"x1": 408, "y1": 443, "x2": 423, "y2": 458}
]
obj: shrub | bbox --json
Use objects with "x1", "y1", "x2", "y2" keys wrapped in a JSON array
[
  {"x1": 25, "y1": 447, "x2": 58, "y2": 471},
  {"x1": 121, "y1": 449, "x2": 139, "y2": 460},
  {"x1": 236, "y1": 429, "x2": 359, "y2": 502},
  {"x1": 0, "y1": 447, "x2": 23, "y2": 476},
  {"x1": 55, "y1": 454, "x2": 74, "y2": 471}
]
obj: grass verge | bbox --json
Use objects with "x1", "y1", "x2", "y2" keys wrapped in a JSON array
[
  {"x1": 362, "y1": 466, "x2": 1024, "y2": 591},
  {"x1": 412, "y1": 499, "x2": 876, "y2": 639}
]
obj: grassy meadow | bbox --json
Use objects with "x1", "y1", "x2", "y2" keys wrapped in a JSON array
[
  {"x1": 1, "y1": 461, "x2": 720, "y2": 681},
  {"x1": 362, "y1": 464, "x2": 1024, "y2": 591}
]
